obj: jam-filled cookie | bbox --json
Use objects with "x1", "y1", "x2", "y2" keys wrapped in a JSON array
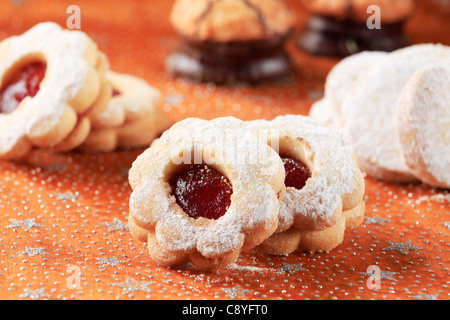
[
  {"x1": 396, "y1": 63, "x2": 450, "y2": 189},
  {"x1": 342, "y1": 44, "x2": 450, "y2": 182},
  {"x1": 166, "y1": 0, "x2": 294, "y2": 84},
  {"x1": 298, "y1": 0, "x2": 415, "y2": 56},
  {"x1": 128, "y1": 117, "x2": 285, "y2": 270},
  {"x1": 0, "y1": 22, "x2": 108, "y2": 159},
  {"x1": 78, "y1": 71, "x2": 171, "y2": 152},
  {"x1": 248, "y1": 115, "x2": 365, "y2": 254}
]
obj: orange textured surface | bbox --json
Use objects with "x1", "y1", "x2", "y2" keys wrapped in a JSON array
[{"x1": 0, "y1": 0, "x2": 449, "y2": 300}]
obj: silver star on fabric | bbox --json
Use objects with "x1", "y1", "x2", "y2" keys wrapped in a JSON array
[
  {"x1": 222, "y1": 287, "x2": 253, "y2": 299},
  {"x1": 364, "y1": 216, "x2": 390, "y2": 226},
  {"x1": 164, "y1": 93, "x2": 184, "y2": 107},
  {"x1": 7, "y1": 218, "x2": 43, "y2": 230},
  {"x1": 359, "y1": 270, "x2": 398, "y2": 281},
  {"x1": 19, "y1": 247, "x2": 48, "y2": 257},
  {"x1": 382, "y1": 240, "x2": 422, "y2": 255},
  {"x1": 95, "y1": 256, "x2": 124, "y2": 267},
  {"x1": 102, "y1": 218, "x2": 129, "y2": 232},
  {"x1": 55, "y1": 192, "x2": 80, "y2": 201},
  {"x1": 19, "y1": 288, "x2": 50, "y2": 300},
  {"x1": 442, "y1": 221, "x2": 450, "y2": 230},
  {"x1": 280, "y1": 263, "x2": 307, "y2": 273},
  {"x1": 109, "y1": 276, "x2": 155, "y2": 294},
  {"x1": 412, "y1": 293, "x2": 439, "y2": 300}
]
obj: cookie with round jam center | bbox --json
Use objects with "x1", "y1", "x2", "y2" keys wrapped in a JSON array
[
  {"x1": 280, "y1": 154, "x2": 311, "y2": 190},
  {"x1": 0, "y1": 61, "x2": 46, "y2": 114},
  {"x1": 170, "y1": 164, "x2": 233, "y2": 220}
]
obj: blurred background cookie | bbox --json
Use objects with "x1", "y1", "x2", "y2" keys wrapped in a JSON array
[
  {"x1": 297, "y1": 0, "x2": 416, "y2": 57},
  {"x1": 78, "y1": 71, "x2": 172, "y2": 152},
  {"x1": 165, "y1": 0, "x2": 295, "y2": 84}
]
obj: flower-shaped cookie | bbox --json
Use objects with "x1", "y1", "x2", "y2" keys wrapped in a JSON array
[
  {"x1": 128, "y1": 117, "x2": 285, "y2": 270},
  {"x1": 0, "y1": 22, "x2": 108, "y2": 159},
  {"x1": 248, "y1": 115, "x2": 365, "y2": 254},
  {"x1": 79, "y1": 71, "x2": 171, "y2": 152}
]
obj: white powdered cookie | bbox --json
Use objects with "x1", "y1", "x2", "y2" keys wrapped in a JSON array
[
  {"x1": 0, "y1": 22, "x2": 107, "y2": 159},
  {"x1": 309, "y1": 97, "x2": 342, "y2": 131},
  {"x1": 310, "y1": 51, "x2": 386, "y2": 130},
  {"x1": 397, "y1": 63, "x2": 450, "y2": 189},
  {"x1": 341, "y1": 44, "x2": 450, "y2": 182}
]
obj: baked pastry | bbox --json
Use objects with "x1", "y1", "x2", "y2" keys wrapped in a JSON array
[
  {"x1": 311, "y1": 44, "x2": 450, "y2": 183},
  {"x1": 78, "y1": 71, "x2": 171, "y2": 152},
  {"x1": 298, "y1": 0, "x2": 416, "y2": 56},
  {"x1": 0, "y1": 22, "x2": 109, "y2": 159},
  {"x1": 248, "y1": 115, "x2": 365, "y2": 254},
  {"x1": 128, "y1": 117, "x2": 285, "y2": 270},
  {"x1": 396, "y1": 63, "x2": 450, "y2": 189},
  {"x1": 341, "y1": 44, "x2": 450, "y2": 183},
  {"x1": 310, "y1": 51, "x2": 387, "y2": 130},
  {"x1": 166, "y1": 0, "x2": 294, "y2": 84}
]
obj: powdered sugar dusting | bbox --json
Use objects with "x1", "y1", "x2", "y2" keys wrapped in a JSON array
[
  {"x1": 397, "y1": 63, "x2": 450, "y2": 188},
  {"x1": 248, "y1": 115, "x2": 364, "y2": 231},
  {"x1": 325, "y1": 51, "x2": 387, "y2": 109},
  {"x1": 129, "y1": 117, "x2": 283, "y2": 260},
  {"x1": 341, "y1": 44, "x2": 450, "y2": 182},
  {"x1": 0, "y1": 22, "x2": 100, "y2": 156}
]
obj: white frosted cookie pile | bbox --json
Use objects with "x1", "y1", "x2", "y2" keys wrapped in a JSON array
[
  {"x1": 0, "y1": 22, "x2": 171, "y2": 160},
  {"x1": 310, "y1": 44, "x2": 450, "y2": 189}
]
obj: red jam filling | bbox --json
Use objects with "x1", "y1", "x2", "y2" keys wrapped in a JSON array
[
  {"x1": 112, "y1": 88, "x2": 121, "y2": 97},
  {"x1": 281, "y1": 154, "x2": 311, "y2": 190},
  {"x1": 0, "y1": 62, "x2": 46, "y2": 114},
  {"x1": 170, "y1": 164, "x2": 232, "y2": 220}
]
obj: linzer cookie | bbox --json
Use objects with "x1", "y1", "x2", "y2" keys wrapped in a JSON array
[
  {"x1": 78, "y1": 71, "x2": 172, "y2": 152},
  {"x1": 298, "y1": 0, "x2": 416, "y2": 56},
  {"x1": 248, "y1": 115, "x2": 365, "y2": 254},
  {"x1": 128, "y1": 117, "x2": 285, "y2": 270},
  {"x1": 0, "y1": 22, "x2": 109, "y2": 159},
  {"x1": 165, "y1": 0, "x2": 294, "y2": 84}
]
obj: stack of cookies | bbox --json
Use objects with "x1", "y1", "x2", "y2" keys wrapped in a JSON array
[
  {"x1": 128, "y1": 115, "x2": 365, "y2": 270},
  {"x1": 310, "y1": 44, "x2": 450, "y2": 189},
  {"x1": 0, "y1": 22, "x2": 171, "y2": 160}
]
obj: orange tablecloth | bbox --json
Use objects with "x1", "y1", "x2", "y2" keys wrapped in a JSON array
[{"x1": 0, "y1": 0, "x2": 449, "y2": 300}]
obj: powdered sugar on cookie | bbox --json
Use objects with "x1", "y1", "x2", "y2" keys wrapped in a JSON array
[
  {"x1": 248, "y1": 115, "x2": 364, "y2": 232},
  {"x1": 397, "y1": 63, "x2": 450, "y2": 188},
  {"x1": 341, "y1": 44, "x2": 450, "y2": 182},
  {"x1": 128, "y1": 117, "x2": 285, "y2": 270},
  {"x1": 0, "y1": 22, "x2": 105, "y2": 159}
]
